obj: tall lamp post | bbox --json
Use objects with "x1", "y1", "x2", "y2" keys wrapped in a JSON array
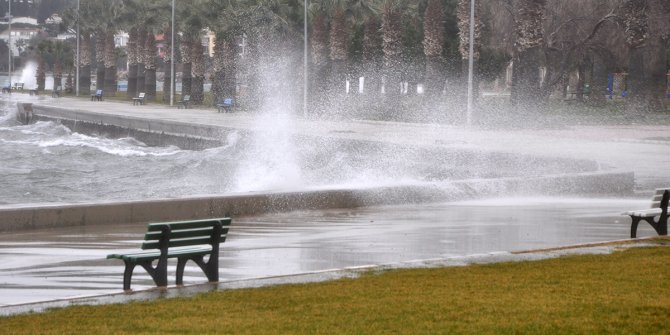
[
  {"x1": 466, "y1": 0, "x2": 475, "y2": 125},
  {"x1": 7, "y1": 0, "x2": 11, "y2": 89},
  {"x1": 303, "y1": 0, "x2": 307, "y2": 117},
  {"x1": 170, "y1": 0, "x2": 175, "y2": 106},
  {"x1": 75, "y1": 0, "x2": 80, "y2": 96}
]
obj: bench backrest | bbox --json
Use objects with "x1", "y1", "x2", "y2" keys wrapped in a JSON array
[
  {"x1": 95, "y1": 89, "x2": 103, "y2": 96},
  {"x1": 141, "y1": 218, "x2": 231, "y2": 250},
  {"x1": 223, "y1": 98, "x2": 233, "y2": 106},
  {"x1": 138, "y1": 92, "x2": 146, "y2": 98},
  {"x1": 651, "y1": 188, "x2": 670, "y2": 208}
]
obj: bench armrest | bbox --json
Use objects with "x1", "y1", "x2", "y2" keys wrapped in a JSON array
[{"x1": 623, "y1": 208, "x2": 664, "y2": 217}]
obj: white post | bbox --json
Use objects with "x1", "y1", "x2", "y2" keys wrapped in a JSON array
[
  {"x1": 303, "y1": 0, "x2": 308, "y2": 117},
  {"x1": 170, "y1": 0, "x2": 175, "y2": 106},
  {"x1": 466, "y1": 0, "x2": 475, "y2": 125},
  {"x1": 76, "y1": 0, "x2": 80, "y2": 96}
]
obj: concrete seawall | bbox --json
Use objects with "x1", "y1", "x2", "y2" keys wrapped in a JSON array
[
  {"x1": 22, "y1": 103, "x2": 229, "y2": 150},
  {"x1": 0, "y1": 171, "x2": 634, "y2": 232}
]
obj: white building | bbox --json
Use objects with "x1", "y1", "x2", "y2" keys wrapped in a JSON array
[{"x1": 0, "y1": 16, "x2": 41, "y2": 55}]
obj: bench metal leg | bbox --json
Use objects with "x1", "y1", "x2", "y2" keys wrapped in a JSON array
[
  {"x1": 122, "y1": 261, "x2": 137, "y2": 291},
  {"x1": 139, "y1": 259, "x2": 168, "y2": 288},
  {"x1": 122, "y1": 258, "x2": 168, "y2": 290},
  {"x1": 176, "y1": 257, "x2": 189, "y2": 286},
  {"x1": 630, "y1": 216, "x2": 667, "y2": 238},
  {"x1": 176, "y1": 254, "x2": 219, "y2": 285}
]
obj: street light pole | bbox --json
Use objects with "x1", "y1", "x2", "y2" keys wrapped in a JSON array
[
  {"x1": 170, "y1": 0, "x2": 175, "y2": 106},
  {"x1": 7, "y1": 0, "x2": 11, "y2": 89},
  {"x1": 466, "y1": 0, "x2": 475, "y2": 125},
  {"x1": 303, "y1": 0, "x2": 307, "y2": 118},
  {"x1": 76, "y1": 0, "x2": 80, "y2": 96}
]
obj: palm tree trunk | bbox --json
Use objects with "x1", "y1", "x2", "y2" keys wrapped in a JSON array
[
  {"x1": 36, "y1": 58, "x2": 46, "y2": 91},
  {"x1": 330, "y1": 8, "x2": 348, "y2": 97},
  {"x1": 127, "y1": 28, "x2": 138, "y2": 99},
  {"x1": 144, "y1": 31, "x2": 157, "y2": 101},
  {"x1": 212, "y1": 33, "x2": 236, "y2": 103},
  {"x1": 424, "y1": 0, "x2": 445, "y2": 98},
  {"x1": 382, "y1": 4, "x2": 403, "y2": 99},
  {"x1": 162, "y1": 25, "x2": 172, "y2": 104},
  {"x1": 78, "y1": 34, "x2": 92, "y2": 95},
  {"x1": 223, "y1": 44, "x2": 237, "y2": 100},
  {"x1": 191, "y1": 37, "x2": 204, "y2": 104},
  {"x1": 95, "y1": 32, "x2": 105, "y2": 91},
  {"x1": 53, "y1": 62, "x2": 62, "y2": 91},
  {"x1": 103, "y1": 32, "x2": 117, "y2": 96},
  {"x1": 136, "y1": 30, "x2": 146, "y2": 95},
  {"x1": 362, "y1": 17, "x2": 381, "y2": 98},
  {"x1": 180, "y1": 37, "x2": 192, "y2": 98}
]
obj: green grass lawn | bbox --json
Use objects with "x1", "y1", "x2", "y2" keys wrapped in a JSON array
[{"x1": 2, "y1": 242, "x2": 669, "y2": 334}]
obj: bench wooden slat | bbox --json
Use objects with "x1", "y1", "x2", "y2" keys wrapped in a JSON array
[
  {"x1": 144, "y1": 227, "x2": 214, "y2": 240},
  {"x1": 141, "y1": 234, "x2": 228, "y2": 250},
  {"x1": 624, "y1": 208, "x2": 663, "y2": 218},
  {"x1": 107, "y1": 246, "x2": 212, "y2": 262},
  {"x1": 146, "y1": 218, "x2": 229, "y2": 232}
]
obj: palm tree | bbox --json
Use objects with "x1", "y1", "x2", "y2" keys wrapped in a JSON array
[
  {"x1": 35, "y1": 39, "x2": 50, "y2": 91},
  {"x1": 121, "y1": 0, "x2": 170, "y2": 101},
  {"x1": 176, "y1": 0, "x2": 208, "y2": 102},
  {"x1": 328, "y1": 0, "x2": 377, "y2": 97},
  {"x1": 240, "y1": 0, "x2": 304, "y2": 110},
  {"x1": 206, "y1": 0, "x2": 245, "y2": 105},
  {"x1": 329, "y1": 1, "x2": 348, "y2": 94},
  {"x1": 50, "y1": 40, "x2": 72, "y2": 91}
]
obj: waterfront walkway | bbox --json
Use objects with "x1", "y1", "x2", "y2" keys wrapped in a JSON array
[{"x1": 1, "y1": 93, "x2": 669, "y2": 312}]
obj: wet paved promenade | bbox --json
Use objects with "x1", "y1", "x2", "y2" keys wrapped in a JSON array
[
  {"x1": 0, "y1": 197, "x2": 653, "y2": 309},
  {"x1": 1, "y1": 94, "x2": 669, "y2": 309}
]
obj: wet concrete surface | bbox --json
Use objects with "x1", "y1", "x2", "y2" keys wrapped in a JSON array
[{"x1": 0, "y1": 196, "x2": 655, "y2": 312}]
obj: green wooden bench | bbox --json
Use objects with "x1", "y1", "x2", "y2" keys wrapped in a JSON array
[{"x1": 107, "y1": 217, "x2": 232, "y2": 290}]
